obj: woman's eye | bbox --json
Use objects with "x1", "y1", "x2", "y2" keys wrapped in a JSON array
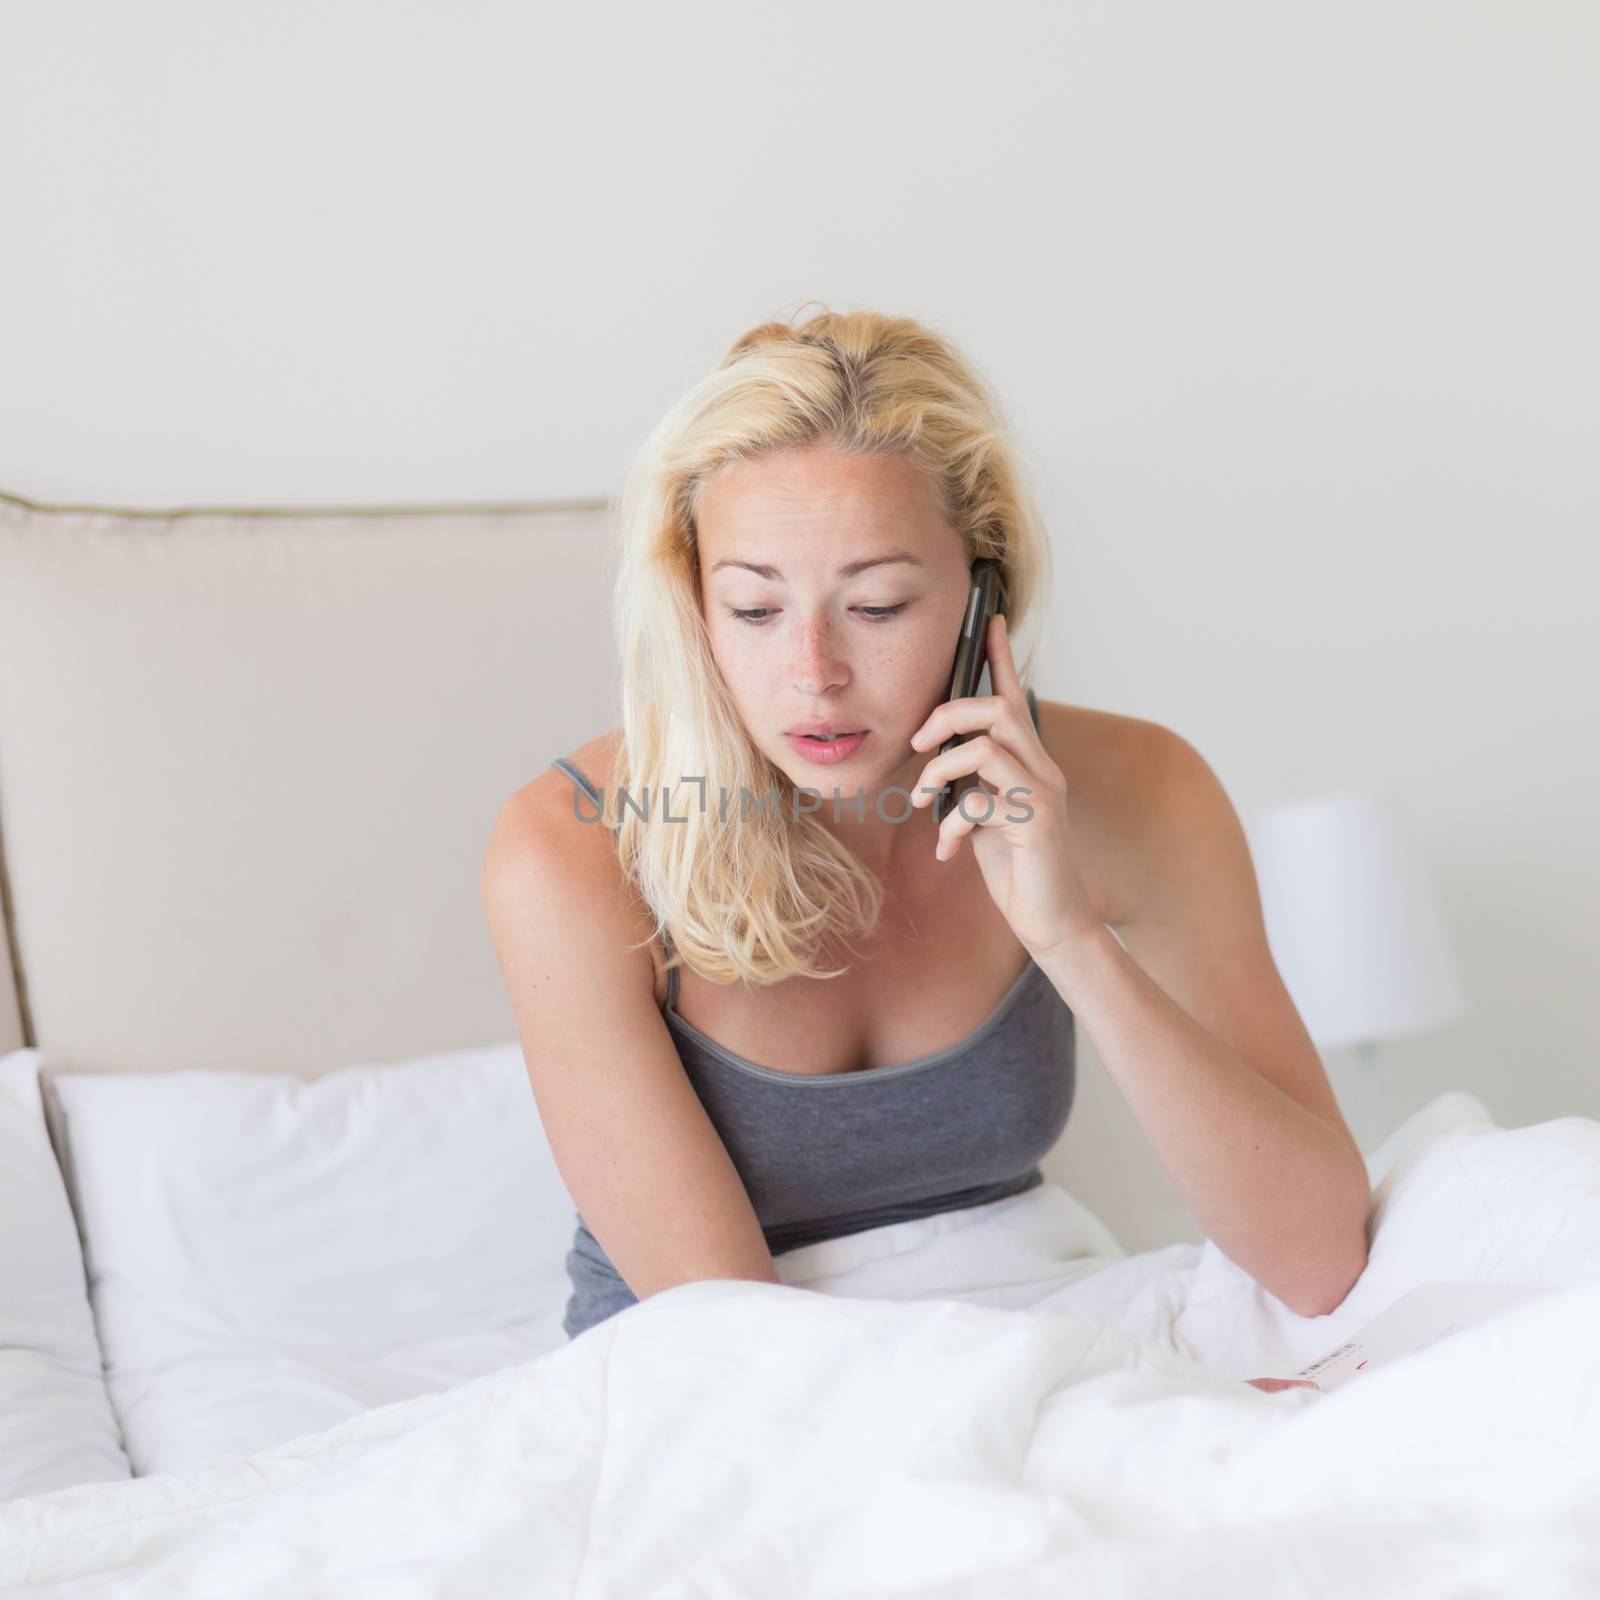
[{"x1": 726, "y1": 603, "x2": 910, "y2": 627}]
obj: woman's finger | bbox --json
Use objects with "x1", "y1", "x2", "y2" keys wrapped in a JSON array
[
  {"x1": 985, "y1": 611, "x2": 1028, "y2": 707},
  {"x1": 912, "y1": 732, "x2": 1035, "y2": 812}
]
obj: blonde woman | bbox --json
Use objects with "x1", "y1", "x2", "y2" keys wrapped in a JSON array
[{"x1": 482, "y1": 307, "x2": 1368, "y2": 1375}]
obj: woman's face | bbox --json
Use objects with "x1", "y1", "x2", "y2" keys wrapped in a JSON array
[{"x1": 695, "y1": 443, "x2": 973, "y2": 803}]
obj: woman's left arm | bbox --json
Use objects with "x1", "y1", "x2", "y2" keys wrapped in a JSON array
[
  {"x1": 1033, "y1": 735, "x2": 1371, "y2": 1320},
  {"x1": 908, "y1": 613, "x2": 1370, "y2": 1320}
]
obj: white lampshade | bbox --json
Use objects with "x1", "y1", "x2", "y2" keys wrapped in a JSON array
[{"x1": 1242, "y1": 789, "x2": 1468, "y2": 1053}]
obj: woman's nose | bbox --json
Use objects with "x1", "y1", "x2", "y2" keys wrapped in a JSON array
[{"x1": 791, "y1": 615, "x2": 848, "y2": 696}]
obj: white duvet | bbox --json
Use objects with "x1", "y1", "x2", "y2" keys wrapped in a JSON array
[{"x1": 5, "y1": 1109, "x2": 1600, "y2": 1598}]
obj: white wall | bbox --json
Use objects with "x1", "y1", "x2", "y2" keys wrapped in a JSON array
[{"x1": 2, "y1": 1, "x2": 1595, "y2": 1248}]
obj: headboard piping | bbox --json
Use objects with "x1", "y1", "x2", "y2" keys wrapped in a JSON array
[{"x1": 0, "y1": 780, "x2": 35, "y2": 1047}]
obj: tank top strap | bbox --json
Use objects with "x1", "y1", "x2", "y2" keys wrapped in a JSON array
[
  {"x1": 551, "y1": 755, "x2": 681, "y2": 1009},
  {"x1": 663, "y1": 934, "x2": 680, "y2": 1010},
  {"x1": 549, "y1": 756, "x2": 607, "y2": 823}
]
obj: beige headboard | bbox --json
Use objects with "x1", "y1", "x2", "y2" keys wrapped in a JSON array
[
  {"x1": 0, "y1": 486, "x2": 1205, "y2": 1251},
  {"x1": 0, "y1": 488, "x2": 620, "y2": 1077}
]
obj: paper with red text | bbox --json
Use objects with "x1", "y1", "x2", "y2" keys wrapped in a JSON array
[{"x1": 1292, "y1": 1281, "x2": 1555, "y2": 1391}]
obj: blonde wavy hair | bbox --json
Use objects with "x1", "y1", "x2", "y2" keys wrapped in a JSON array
[{"x1": 596, "y1": 305, "x2": 1054, "y2": 988}]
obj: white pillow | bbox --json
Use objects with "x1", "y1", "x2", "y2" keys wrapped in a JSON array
[
  {"x1": 50, "y1": 1041, "x2": 576, "y2": 1475},
  {"x1": 0, "y1": 1049, "x2": 130, "y2": 1501},
  {"x1": 1362, "y1": 1089, "x2": 1497, "y2": 1188}
]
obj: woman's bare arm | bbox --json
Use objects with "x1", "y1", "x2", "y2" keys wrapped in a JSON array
[{"x1": 481, "y1": 788, "x2": 783, "y2": 1306}]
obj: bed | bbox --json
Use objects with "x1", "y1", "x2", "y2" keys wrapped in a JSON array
[{"x1": 1, "y1": 486, "x2": 1595, "y2": 1597}]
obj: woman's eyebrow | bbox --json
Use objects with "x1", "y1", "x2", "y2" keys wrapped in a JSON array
[{"x1": 709, "y1": 552, "x2": 924, "y2": 581}]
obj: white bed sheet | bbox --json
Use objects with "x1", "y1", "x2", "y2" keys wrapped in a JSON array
[
  {"x1": 78, "y1": 1082, "x2": 1493, "y2": 1480},
  {"x1": 3, "y1": 1105, "x2": 1598, "y2": 1597}
]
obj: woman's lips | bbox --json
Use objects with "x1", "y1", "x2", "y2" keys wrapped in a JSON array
[{"x1": 784, "y1": 730, "x2": 869, "y2": 765}]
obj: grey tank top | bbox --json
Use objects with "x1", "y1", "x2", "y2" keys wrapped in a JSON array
[{"x1": 550, "y1": 691, "x2": 1076, "y2": 1339}]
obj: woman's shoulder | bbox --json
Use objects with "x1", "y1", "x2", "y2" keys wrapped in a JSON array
[
  {"x1": 497, "y1": 729, "x2": 667, "y2": 996},
  {"x1": 501, "y1": 729, "x2": 619, "y2": 871},
  {"x1": 520, "y1": 728, "x2": 625, "y2": 824},
  {"x1": 1032, "y1": 698, "x2": 1170, "y2": 780}
]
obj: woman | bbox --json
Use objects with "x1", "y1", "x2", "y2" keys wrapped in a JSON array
[{"x1": 482, "y1": 307, "x2": 1368, "y2": 1384}]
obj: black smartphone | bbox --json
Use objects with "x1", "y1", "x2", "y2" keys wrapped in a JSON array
[{"x1": 932, "y1": 559, "x2": 1002, "y2": 827}]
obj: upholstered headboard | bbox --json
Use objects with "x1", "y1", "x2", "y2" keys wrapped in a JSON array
[
  {"x1": 0, "y1": 488, "x2": 618, "y2": 1078},
  {"x1": 0, "y1": 485, "x2": 1202, "y2": 1251}
]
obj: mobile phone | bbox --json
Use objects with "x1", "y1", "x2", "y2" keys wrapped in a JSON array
[{"x1": 932, "y1": 559, "x2": 1002, "y2": 827}]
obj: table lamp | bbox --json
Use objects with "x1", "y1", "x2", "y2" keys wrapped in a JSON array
[{"x1": 1242, "y1": 789, "x2": 1468, "y2": 1151}]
